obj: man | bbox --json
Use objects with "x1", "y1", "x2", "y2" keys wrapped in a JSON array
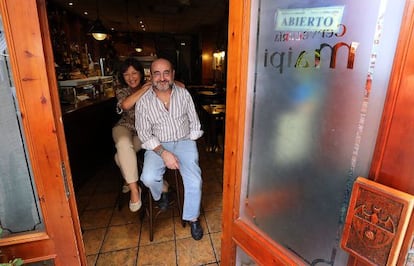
[{"x1": 135, "y1": 58, "x2": 204, "y2": 240}]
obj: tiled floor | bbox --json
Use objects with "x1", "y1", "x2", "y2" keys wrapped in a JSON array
[{"x1": 75, "y1": 139, "x2": 224, "y2": 266}]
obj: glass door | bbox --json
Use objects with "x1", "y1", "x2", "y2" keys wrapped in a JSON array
[
  {"x1": 0, "y1": 15, "x2": 45, "y2": 241},
  {"x1": 0, "y1": 0, "x2": 84, "y2": 264},
  {"x1": 222, "y1": 0, "x2": 408, "y2": 264}
]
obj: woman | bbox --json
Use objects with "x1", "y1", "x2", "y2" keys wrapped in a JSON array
[{"x1": 112, "y1": 57, "x2": 148, "y2": 212}]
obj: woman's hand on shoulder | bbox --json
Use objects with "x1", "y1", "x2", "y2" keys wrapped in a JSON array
[
  {"x1": 174, "y1": 81, "x2": 185, "y2": 88},
  {"x1": 121, "y1": 82, "x2": 152, "y2": 110},
  {"x1": 141, "y1": 81, "x2": 152, "y2": 91}
]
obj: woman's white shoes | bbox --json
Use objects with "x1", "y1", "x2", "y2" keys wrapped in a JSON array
[
  {"x1": 129, "y1": 187, "x2": 142, "y2": 212},
  {"x1": 129, "y1": 200, "x2": 142, "y2": 212}
]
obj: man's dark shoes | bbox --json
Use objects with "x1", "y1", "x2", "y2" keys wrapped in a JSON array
[
  {"x1": 189, "y1": 220, "x2": 203, "y2": 240},
  {"x1": 157, "y1": 192, "x2": 169, "y2": 211}
]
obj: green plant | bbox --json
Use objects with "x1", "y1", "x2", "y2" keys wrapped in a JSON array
[
  {"x1": 0, "y1": 258, "x2": 24, "y2": 266},
  {"x1": 0, "y1": 227, "x2": 24, "y2": 265}
]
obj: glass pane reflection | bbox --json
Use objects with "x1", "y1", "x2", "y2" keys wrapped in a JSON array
[
  {"x1": 25, "y1": 259, "x2": 55, "y2": 266},
  {"x1": 236, "y1": 246, "x2": 258, "y2": 266},
  {"x1": 0, "y1": 14, "x2": 44, "y2": 238}
]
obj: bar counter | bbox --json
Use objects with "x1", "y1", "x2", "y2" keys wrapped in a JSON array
[
  {"x1": 62, "y1": 95, "x2": 120, "y2": 189},
  {"x1": 61, "y1": 94, "x2": 115, "y2": 114}
]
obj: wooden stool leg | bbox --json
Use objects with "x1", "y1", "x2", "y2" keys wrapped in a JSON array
[
  {"x1": 117, "y1": 176, "x2": 125, "y2": 211},
  {"x1": 174, "y1": 170, "x2": 185, "y2": 227},
  {"x1": 148, "y1": 189, "x2": 154, "y2": 242},
  {"x1": 138, "y1": 183, "x2": 146, "y2": 222}
]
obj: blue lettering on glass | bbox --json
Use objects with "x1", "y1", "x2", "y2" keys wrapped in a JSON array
[{"x1": 282, "y1": 16, "x2": 334, "y2": 27}]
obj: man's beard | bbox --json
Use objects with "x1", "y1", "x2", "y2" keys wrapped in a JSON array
[{"x1": 153, "y1": 80, "x2": 173, "y2": 92}]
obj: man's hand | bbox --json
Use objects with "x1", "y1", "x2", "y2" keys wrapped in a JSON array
[{"x1": 161, "y1": 150, "x2": 180, "y2": 169}]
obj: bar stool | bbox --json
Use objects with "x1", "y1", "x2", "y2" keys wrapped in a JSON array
[
  {"x1": 145, "y1": 169, "x2": 186, "y2": 241},
  {"x1": 115, "y1": 151, "x2": 186, "y2": 241}
]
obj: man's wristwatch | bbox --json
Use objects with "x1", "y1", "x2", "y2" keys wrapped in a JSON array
[{"x1": 155, "y1": 146, "x2": 165, "y2": 156}]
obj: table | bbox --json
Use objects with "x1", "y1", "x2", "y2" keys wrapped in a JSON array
[
  {"x1": 189, "y1": 87, "x2": 226, "y2": 106},
  {"x1": 201, "y1": 104, "x2": 225, "y2": 152},
  {"x1": 197, "y1": 91, "x2": 217, "y2": 96}
]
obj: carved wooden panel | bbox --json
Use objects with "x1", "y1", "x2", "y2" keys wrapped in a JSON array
[{"x1": 341, "y1": 177, "x2": 414, "y2": 266}]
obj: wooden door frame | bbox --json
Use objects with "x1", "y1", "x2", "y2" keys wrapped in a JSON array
[
  {"x1": 221, "y1": 0, "x2": 414, "y2": 265},
  {"x1": 369, "y1": 0, "x2": 414, "y2": 191},
  {"x1": 37, "y1": 0, "x2": 87, "y2": 264},
  {"x1": 0, "y1": 0, "x2": 86, "y2": 264}
]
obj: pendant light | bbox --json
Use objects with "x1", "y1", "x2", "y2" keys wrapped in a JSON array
[
  {"x1": 89, "y1": 0, "x2": 108, "y2": 41},
  {"x1": 134, "y1": 35, "x2": 143, "y2": 53},
  {"x1": 125, "y1": 0, "x2": 143, "y2": 53}
]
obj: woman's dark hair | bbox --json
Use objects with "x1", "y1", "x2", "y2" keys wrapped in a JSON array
[{"x1": 118, "y1": 57, "x2": 145, "y2": 87}]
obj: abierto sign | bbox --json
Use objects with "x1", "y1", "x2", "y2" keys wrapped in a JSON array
[{"x1": 275, "y1": 6, "x2": 345, "y2": 32}]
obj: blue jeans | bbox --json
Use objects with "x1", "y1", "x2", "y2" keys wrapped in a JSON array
[{"x1": 140, "y1": 139, "x2": 202, "y2": 221}]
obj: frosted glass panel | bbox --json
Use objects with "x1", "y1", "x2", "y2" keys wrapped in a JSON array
[
  {"x1": 241, "y1": 0, "x2": 405, "y2": 264},
  {"x1": 236, "y1": 246, "x2": 258, "y2": 266},
  {"x1": 0, "y1": 15, "x2": 44, "y2": 238}
]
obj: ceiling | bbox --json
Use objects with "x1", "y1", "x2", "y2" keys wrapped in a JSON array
[{"x1": 49, "y1": 0, "x2": 229, "y2": 34}]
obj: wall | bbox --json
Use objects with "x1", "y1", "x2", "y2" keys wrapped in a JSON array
[{"x1": 200, "y1": 22, "x2": 228, "y2": 85}]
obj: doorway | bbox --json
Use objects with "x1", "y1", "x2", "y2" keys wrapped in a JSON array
[{"x1": 221, "y1": 0, "x2": 413, "y2": 265}]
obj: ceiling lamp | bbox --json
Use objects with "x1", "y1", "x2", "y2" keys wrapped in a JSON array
[
  {"x1": 125, "y1": 0, "x2": 143, "y2": 53},
  {"x1": 134, "y1": 39, "x2": 143, "y2": 53},
  {"x1": 89, "y1": 0, "x2": 108, "y2": 41},
  {"x1": 89, "y1": 19, "x2": 108, "y2": 40}
]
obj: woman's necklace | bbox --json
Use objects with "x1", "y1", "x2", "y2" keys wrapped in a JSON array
[{"x1": 156, "y1": 90, "x2": 171, "y2": 109}]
